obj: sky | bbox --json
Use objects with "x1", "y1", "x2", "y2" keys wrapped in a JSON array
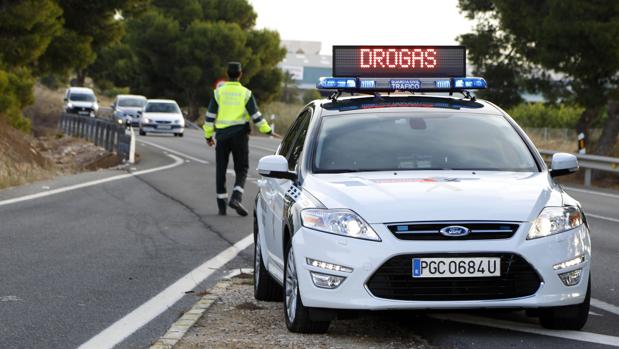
[{"x1": 249, "y1": 0, "x2": 475, "y2": 55}]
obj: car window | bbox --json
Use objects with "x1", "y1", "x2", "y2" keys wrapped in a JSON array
[
  {"x1": 287, "y1": 111, "x2": 312, "y2": 171},
  {"x1": 145, "y1": 102, "x2": 180, "y2": 113},
  {"x1": 70, "y1": 93, "x2": 95, "y2": 102},
  {"x1": 314, "y1": 112, "x2": 538, "y2": 173},
  {"x1": 118, "y1": 98, "x2": 146, "y2": 107},
  {"x1": 278, "y1": 109, "x2": 310, "y2": 158}
]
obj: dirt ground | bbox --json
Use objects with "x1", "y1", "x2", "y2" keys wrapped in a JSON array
[
  {"x1": 0, "y1": 128, "x2": 118, "y2": 190},
  {"x1": 175, "y1": 275, "x2": 438, "y2": 349}
]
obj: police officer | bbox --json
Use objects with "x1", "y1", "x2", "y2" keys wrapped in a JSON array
[{"x1": 204, "y1": 62, "x2": 272, "y2": 216}]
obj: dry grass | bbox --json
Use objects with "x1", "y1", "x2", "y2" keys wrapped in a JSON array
[
  {"x1": 0, "y1": 121, "x2": 56, "y2": 189},
  {"x1": 260, "y1": 102, "x2": 304, "y2": 135}
]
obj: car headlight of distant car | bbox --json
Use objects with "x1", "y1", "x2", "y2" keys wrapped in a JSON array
[
  {"x1": 143, "y1": 118, "x2": 152, "y2": 124},
  {"x1": 301, "y1": 209, "x2": 381, "y2": 241},
  {"x1": 527, "y1": 206, "x2": 583, "y2": 240},
  {"x1": 67, "y1": 102, "x2": 73, "y2": 108}
]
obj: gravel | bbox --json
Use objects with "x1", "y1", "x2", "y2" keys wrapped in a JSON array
[{"x1": 175, "y1": 274, "x2": 440, "y2": 349}]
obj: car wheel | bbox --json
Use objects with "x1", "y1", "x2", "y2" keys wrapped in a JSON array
[
  {"x1": 139, "y1": 129, "x2": 146, "y2": 136},
  {"x1": 284, "y1": 242, "x2": 330, "y2": 333},
  {"x1": 178, "y1": 133, "x2": 184, "y2": 138},
  {"x1": 539, "y1": 276, "x2": 590, "y2": 330},
  {"x1": 253, "y1": 215, "x2": 282, "y2": 302}
]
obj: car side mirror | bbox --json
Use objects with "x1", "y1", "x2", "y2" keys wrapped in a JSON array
[
  {"x1": 550, "y1": 153, "x2": 579, "y2": 177},
  {"x1": 258, "y1": 155, "x2": 297, "y2": 180},
  {"x1": 137, "y1": 110, "x2": 143, "y2": 115},
  {"x1": 64, "y1": 98, "x2": 68, "y2": 102}
]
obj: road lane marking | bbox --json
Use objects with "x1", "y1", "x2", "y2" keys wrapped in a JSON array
[
  {"x1": 0, "y1": 154, "x2": 184, "y2": 207},
  {"x1": 592, "y1": 298, "x2": 619, "y2": 317},
  {"x1": 429, "y1": 313, "x2": 619, "y2": 347},
  {"x1": 78, "y1": 234, "x2": 253, "y2": 349},
  {"x1": 138, "y1": 140, "x2": 209, "y2": 164},
  {"x1": 565, "y1": 186, "x2": 619, "y2": 200},
  {"x1": 587, "y1": 213, "x2": 619, "y2": 223}
]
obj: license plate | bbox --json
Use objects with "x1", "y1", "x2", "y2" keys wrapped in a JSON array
[
  {"x1": 412, "y1": 257, "x2": 500, "y2": 278},
  {"x1": 158, "y1": 125, "x2": 171, "y2": 130}
]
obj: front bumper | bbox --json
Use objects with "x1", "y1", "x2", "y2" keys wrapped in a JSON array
[
  {"x1": 67, "y1": 107, "x2": 95, "y2": 116},
  {"x1": 140, "y1": 124, "x2": 184, "y2": 134},
  {"x1": 292, "y1": 223, "x2": 591, "y2": 310}
]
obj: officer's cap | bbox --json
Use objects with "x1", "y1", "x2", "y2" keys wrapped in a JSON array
[{"x1": 227, "y1": 62, "x2": 242, "y2": 75}]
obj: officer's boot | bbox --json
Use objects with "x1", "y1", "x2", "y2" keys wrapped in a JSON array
[
  {"x1": 217, "y1": 198, "x2": 227, "y2": 216},
  {"x1": 228, "y1": 190, "x2": 248, "y2": 216}
]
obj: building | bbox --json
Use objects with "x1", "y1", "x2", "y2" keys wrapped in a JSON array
[{"x1": 279, "y1": 40, "x2": 332, "y2": 90}]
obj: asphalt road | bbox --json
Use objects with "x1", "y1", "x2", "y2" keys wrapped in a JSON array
[{"x1": 0, "y1": 129, "x2": 618, "y2": 349}]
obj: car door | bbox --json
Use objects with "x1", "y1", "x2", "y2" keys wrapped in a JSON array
[
  {"x1": 261, "y1": 110, "x2": 307, "y2": 278},
  {"x1": 269, "y1": 108, "x2": 312, "y2": 277}
]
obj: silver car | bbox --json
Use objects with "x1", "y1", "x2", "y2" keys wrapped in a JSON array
[{"x1": 112, "y1": 95, "x2": 147, "y2": 126}]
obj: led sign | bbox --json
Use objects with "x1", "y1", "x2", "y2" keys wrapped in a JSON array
[{"x1": 333, "y1": 46, "x2": 466, "y2": 78}]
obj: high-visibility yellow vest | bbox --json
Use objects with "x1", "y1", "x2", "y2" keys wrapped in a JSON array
[{"x1": 214, "y1": 82, "x2": 251, "y2": 129}]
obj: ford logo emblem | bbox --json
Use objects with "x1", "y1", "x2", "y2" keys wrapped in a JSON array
[{"x1": 439, "y1": 225, "x2": 470, "y2": 237}]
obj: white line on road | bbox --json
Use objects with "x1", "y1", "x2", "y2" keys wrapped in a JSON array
[
  {"x1": 587, "y1": 213, "x2": 619, "y2": 223},
  {"x1": 138, "y1": 140, "x2": 209, "y2": 164},
  {"x1": 592, "y1": 298, "x2": 619, "y2": 317},
  {"x1": 429, "y1": 313, "x2": 619, "y2": 347},
  {"x1": 565, "y1": 186, "x2": 619, "y2": 200},
  {"x1": 78, "y1": 234, "x2": 254, "y2": 349},
  {"x1": 0, "y1": 154, "x2": 184, "y2": 207}
]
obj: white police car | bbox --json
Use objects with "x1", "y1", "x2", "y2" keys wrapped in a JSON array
[{"x1": 253, "y1": 46, "x2": 591, "y2": 333}]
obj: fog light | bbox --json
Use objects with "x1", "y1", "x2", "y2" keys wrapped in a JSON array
[
  {"x1": 559, "y1": 268, "x2": 583, "y2": 286},
  {"x1": 306, "y1": 258, "x2": 353, "y2": 273},
  {"x1": 310, "y1": 272, "x2": 345, "y2": 289},
  {"x1": 553, "y1": 255, "x2": 585, "y2": 270}
]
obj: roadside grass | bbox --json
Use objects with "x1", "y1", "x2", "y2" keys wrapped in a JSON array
[{"x1": 261, "y1": 101, "x2": 304, "y2": 135}]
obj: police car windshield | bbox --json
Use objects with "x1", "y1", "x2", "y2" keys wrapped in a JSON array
[
  {"x1": 118, "y1": 98, "x2": 146, "y2": 107},
  {"x1": 314, "y1": 113, "x2": 538, "y2": 173},
  {"x1": 70, "y1": 93, "x2": 95, "y2": 102},
  {"x1": 145, "y1": 102, "x2": 180, "y2": 113}
]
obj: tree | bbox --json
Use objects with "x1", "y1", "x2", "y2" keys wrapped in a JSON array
[
  {"x1": 0, "y1": 0, "x2": 63, "y2": 130},
  {"x1": 127, "y1": 0, "x2": 285, "y2": 121},
  {"x1": 459, "y1": 0, "x2": 619, "y2": 155},
  {"x1": 39, "y1": 0, "x2": 147, "y2": 85}
]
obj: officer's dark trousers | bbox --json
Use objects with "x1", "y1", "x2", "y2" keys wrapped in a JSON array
[{"x1": 215, "y1": 133, "x2": 249, "y2": 200}]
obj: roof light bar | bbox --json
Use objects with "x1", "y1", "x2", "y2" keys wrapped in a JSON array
[{"x1": 316, "y1": 77, "x2": 487, "y2": 92}]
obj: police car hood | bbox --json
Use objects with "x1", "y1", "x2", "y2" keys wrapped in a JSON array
[{"x1": 304, "y1": 171, "x2": 560, "y2": 223}]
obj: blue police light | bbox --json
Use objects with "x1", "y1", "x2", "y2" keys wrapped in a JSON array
[
  {"x1": 453, "y1": 77, "x2": 486, "y2": 89},
  {"x1": 317, "y1": 77, "x2": 357, "y2": 89}
]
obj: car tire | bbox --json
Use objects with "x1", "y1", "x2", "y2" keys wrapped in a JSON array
[
  {"x1": 139, "y1": 129, "x2": 146, "y2": 136},
  {"x1": 253, "y1": 215, "x2": 282, "y2": 302},
  {"x1": 283, "y1": 241, "x2": 330, "y2": 333},
  {"x1": 178, "y1": 133, "x2": 184, "y2": 138},
  {"x1": 539, "y1": 276, "x2": 590, "y2": 330}
]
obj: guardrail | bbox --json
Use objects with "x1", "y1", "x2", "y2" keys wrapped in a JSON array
[
  {"x1": 58, "y1": 113, "x2": 132, "y2": 161},
  {"x1": 539, "y1": 150, "x2": 619, "y2": 187}
]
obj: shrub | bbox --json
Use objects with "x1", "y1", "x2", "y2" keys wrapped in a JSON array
[{"x1": 506, "y1": 103, "x2": 583, "y2": 128}]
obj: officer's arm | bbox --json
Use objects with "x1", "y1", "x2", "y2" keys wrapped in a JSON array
[
  {"x1": 204, "y1": 98, "x2": 218, "y2": 140},
  {"x1": 246, "y1": 95, "x2": 272, "y2": 134}
]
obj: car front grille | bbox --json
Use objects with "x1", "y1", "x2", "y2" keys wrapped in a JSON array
[
  {"x1": 366, "y1": 253, "x2": 541, "y2": 301},
  {"x1": 386, "y1": 221, "x2": 520, "y2": 240},
  {"x1": 155, "y1": 120, "x2": 172, "y2": 124}
]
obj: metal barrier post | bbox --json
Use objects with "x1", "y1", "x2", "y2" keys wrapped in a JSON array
[{"x1": 584, "y1": 169, "x2": 592, "y2": 187}]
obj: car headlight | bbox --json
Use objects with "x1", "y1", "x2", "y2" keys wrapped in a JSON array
[
  {"x1": 527, "y1": 206, "x2": 583, "y2": 240},
  {"x1": 143, "y1": 118, "x2": 151, "y2": 124},
  {"x1": 301, "y1": 209, "x2": 381, "y2": 241},
  {"x1": 67, "y1": 102, "x2": 73, "y2": 108}
]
